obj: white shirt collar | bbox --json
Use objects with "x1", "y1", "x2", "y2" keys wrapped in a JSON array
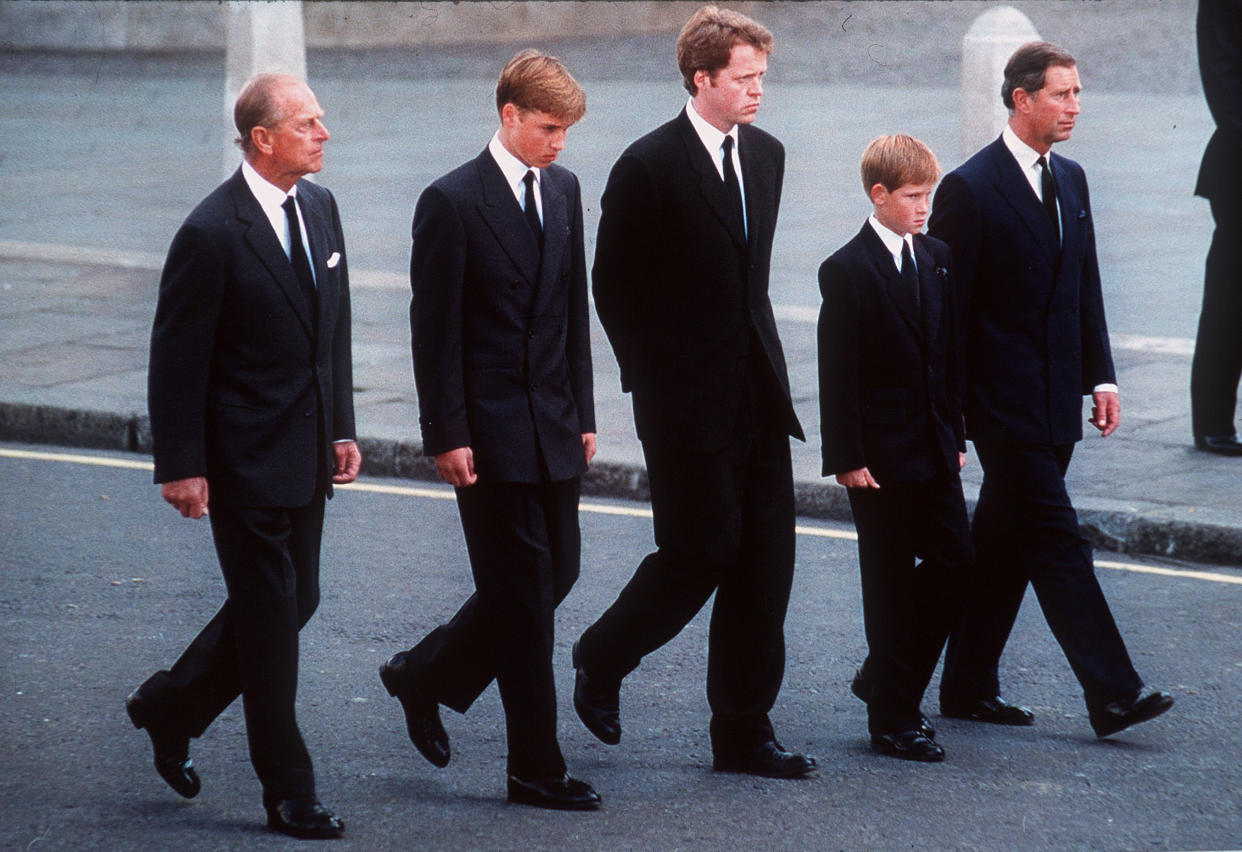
[
  {"x1": 1002, "y1": 124, "x2": 1049, "y2": 199},
  {"x1": 686, "y1": 98, "x2": 739, "y2": 176},
  {"x1": 241, "y1": 159, "x2": 305, "y2": 258},
  {"x1": 488, "y1": 131, "x2": 540, "y2": 205},
  {"x1": 868, "y1": 215, "x2": 914, "y2": 270}
]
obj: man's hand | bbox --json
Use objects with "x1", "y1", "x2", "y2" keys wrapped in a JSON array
[
  {"x1": 435, "y1": 446, "x2": 477, "y2": 487},
  {"x1": 582, "y1": 432, "x2": 597, "y2": 465},
  {"x1": 162, "y1": 476, "x2": 209, "y2": 519},
  {"x1": 959, "y1": 451, "x2": 968, "y2": 470},
  {"x1": 835, "y1": 467, "x2": 880, "y2": 489},
  {"x1": 1091, "y1": 390, "x2": 1121, "y2": 437},
  {"x1": 333, "y1": 440, "x2": 362, "y2": 484}
]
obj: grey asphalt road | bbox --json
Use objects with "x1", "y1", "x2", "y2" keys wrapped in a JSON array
[{"x1": 1, "y1": 442, "x2": 1239, "y2": 850}]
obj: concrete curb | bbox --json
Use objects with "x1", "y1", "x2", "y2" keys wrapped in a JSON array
[{"x1": 3, "y1": 400, "x2": 1240, "y2": 568}]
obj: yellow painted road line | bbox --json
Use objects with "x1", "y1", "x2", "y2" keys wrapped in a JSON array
[{"x1": 5, "y1": 446, "x2": 1240, "y2": 583}]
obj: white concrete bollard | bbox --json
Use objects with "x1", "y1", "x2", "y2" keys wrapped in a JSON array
[
  {"x1": 223, "y1": 1, "x2": 308, "y2": 180},
  {"x1": 959, "y1": 6, "x2": 1040, "y2": 159}
]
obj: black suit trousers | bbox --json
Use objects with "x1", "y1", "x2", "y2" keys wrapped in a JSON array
[
  {"x1": 941, "y1": 441, "x2": 1142, "y2": 709},
  {"x1": 1191, "y1": 194, "x2": 1242, "y2": 438},
  {"x1": 848, "y1": 476, "x2": 971, "y2": 734},
  {"x1": 387, "y1": 478, "x2": 580, "y2": 778},
  {"x1": 135, "y1": 495, "x2": 326, "y2": 800},
  {"x1": 578, "y1": 370, "x2": 796, "y2": 751}
]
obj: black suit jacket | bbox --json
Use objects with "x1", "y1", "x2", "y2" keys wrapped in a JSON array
[
  {"x1": 410, "y1": 149, "x2": 594, "y2": 483},
  {"x1": 928, "y1": 136, "x2": 1114, "y2": 446},
  {"x1": 148, "y1": 168, "x2": 355, "y2": 507},
  {"x1": 1196, "y1": 0, "x2": 1242, "y2": 200},
  {"x1": 593, "y1": 109, "x2": 802, "y2": 451},
  {"x1": 818, "y1": 224, "x2": 963, "y2": 483}
]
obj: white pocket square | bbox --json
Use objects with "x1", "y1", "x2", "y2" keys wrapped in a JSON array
[{"x1": 327, "y1": 252, "x2": 341, "y2": 269}]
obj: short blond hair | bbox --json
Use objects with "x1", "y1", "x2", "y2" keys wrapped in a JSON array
[
  {"x1": 860, "y1": 134, "x2": 941, "y2": 194},
  {"x1": 676, "y1": 5, "x2": 773, "y2": 96},
  {"x1": 495, "y1": 49, "x2": 586, "y2": 124}
]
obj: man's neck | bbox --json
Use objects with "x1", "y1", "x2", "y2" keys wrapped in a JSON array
[{"x1": 1007, "y1": 118, "x2": 1051, "y2": 156}]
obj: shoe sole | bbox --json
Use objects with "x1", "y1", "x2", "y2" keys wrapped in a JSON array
[{"x1": 1092, "y1": 694, "x2": 1174, "y2": 738}]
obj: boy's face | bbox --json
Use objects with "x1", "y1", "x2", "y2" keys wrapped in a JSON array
[
  {"x1": 870, "y1": 181, "x2": 935, "y2": 237},
  {"x1": 499, "y1": 103, "x2": 573, "y2": 169}
]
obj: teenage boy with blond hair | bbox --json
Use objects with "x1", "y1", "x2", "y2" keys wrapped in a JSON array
[{"x1": 818, "y1": 134, "x2": 970, "y2": 762}]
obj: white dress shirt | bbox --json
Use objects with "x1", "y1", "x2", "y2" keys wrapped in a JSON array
[
  {"x1": 241, "y1": 160, "x2": 315, "y2": 285},
  {"x1": 685, "y1": 98, "x2": 747, "y2": 236},
  {"x1": 488, "y1": 131, "x2": 542, "y2": 225},
  {"x1": 867, "y1": 215, "x2": 916, "y2": 273}
]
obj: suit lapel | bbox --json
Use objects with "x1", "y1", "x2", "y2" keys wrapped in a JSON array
[
  {"x1": 474, "y1": 150, "x2": 541, "y2": 285},
  {"x1": 914, "y1": 236, "x2": 941, "y2": 345},
  {"x1": 861, "y1": 224, "x2": 922, "y2": 342},
  {"x1": 229, "y1": 171, "x2": 316, "y2": 338},
  {"x1": 532, "y1": 168, "x2": 569, "y2": 316},
  {"x1": 988, "y1": 138, "x2": 1060, "y2": 268},
  {"x1": 676, "y1": 111, "x2": 746, "y2": 251},
  {"x1": 738, "y1": 126, "x2": 771, "y2": 255},
  {"x1": 299, "y1": 183, "x2": 336, "y2": 347}
]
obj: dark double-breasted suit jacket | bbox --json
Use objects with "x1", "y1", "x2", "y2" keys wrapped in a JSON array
[
  {"x1": 930, "y1": 136, "x2": 1114, "y2": 448},
  {"x1": 818, "y1": 225, "x2": 963, "y2": 485},
  {"x1": 411, "y1": 150, "x2": 595, "y2": 482},
  {"x1": 400, "y1": 148, "x2": 594, "y2": 777},
  {"x1": 149, "y1": 168, "x2": 356, "y2": 504},
  {"x1": 142, "y1": 166, "x2": 355, "y2": 798},
  {"x1": 818, "y1": 224, "x2": 970, "y2": 733},
  {"x1": 928, "y1": 136, "x2": 1142, "y2": 708}
]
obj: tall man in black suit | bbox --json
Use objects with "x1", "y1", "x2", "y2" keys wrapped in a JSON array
[
  {"x1": 379, "y1": 51, "x2": 599, "y2": 811},
  {"x1": 127, "y1": 73, "x2": 360, "y2": 839},
  {"x1": 1190, "y1": 0, "x2": 1242, "y2": 455},
  {"x1": 929, "y1": 42, "x2": 1173, "y2": 738},
  {"x1": 573, "y1": 5, "x2": 815, "y2": 779}
]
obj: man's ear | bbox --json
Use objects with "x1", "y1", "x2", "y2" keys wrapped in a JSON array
[
  {"x1": 1011, "y1": 87, "x2": 1034, "y2": 114},
  {"x1": 500, "y1": 102, "x2": 521, "y2": 127},
  {"x1": 869, "y1": 183, "x2": 889, "y2": 207},
  {"x1": 250, "y1": 125, "x2": 273, "y2": 156}
]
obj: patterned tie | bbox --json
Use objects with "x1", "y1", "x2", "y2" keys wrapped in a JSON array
[
  {"x1": 523, "y1": 169, "x2": 542, "y2": 245},
  {"x1": 1037, "y1": 155, "x2": 1060, "y2": 243},
  {"x1": 281, "y1": 195, "x2": 317, "y2": 320},
  {"x1": 721, "y1": 135, "x2": 745, "y2": 238}
]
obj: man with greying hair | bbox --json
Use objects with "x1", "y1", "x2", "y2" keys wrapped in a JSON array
[
  {"x1": 127, "y1": 72, "x2": 359, "y2": 839},
  {"x1": 928, "y1": 41, "x2": 1173, "y2": 738},
  {"x1": 380, "y1": 50, "x2": 599, "y2": 810},
  {"x1": 573, "y1": 5, "x2": 815, "y2": 779}
]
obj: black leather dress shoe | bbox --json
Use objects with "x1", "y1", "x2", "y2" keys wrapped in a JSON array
[
  {"x1": 125, "y1": 691, "x2": 200, "y2": 799},
  {"x1": 871, "y1": 730, "x2": 946, "y2": 762},
  {"x1": 941, "y1": 695, "x2": 1035, "y2": 726},
  {"x1": 850, "y1": 665, "x2": 936, "y2": 738},
  {"x1": 379, "y1": 660, "x2": 450, "y2": 768},
  {"x1": 1089, "y1": 687, "x2": 1174, "y2": 738},
  {"x1": 572, "y1": 641, "x2": 621, "y2": 745},
  {"x1": 1194, "y1": 434, "x2": 1242, "y2": 456},
  {"x1": 264, "y1": 796, "x2": 345, "y2": 839},
  {"x1": 507, "y1": 773, "x2": 601, "y2": 811},
  {"x1": 713, "y1": 741, "x2": 818, "y2": 779}
]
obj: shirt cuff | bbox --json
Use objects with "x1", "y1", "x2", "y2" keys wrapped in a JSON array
[{"x1": 1093, "y1": 383, "x2": 1118, "y2": 394}]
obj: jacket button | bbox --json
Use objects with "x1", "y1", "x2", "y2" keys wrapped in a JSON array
[
  {"x1": 304, "y1": 409, "x2": 313, "y2": 417},
  {"x1": 528, "y1": 330, "x2": 536, "y2": 339}
]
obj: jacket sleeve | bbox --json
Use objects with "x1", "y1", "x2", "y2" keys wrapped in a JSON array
[
  {"x1": 327, "y1": 189, "x2": 356, "y2": 442},
  {"x1": 566, "y1": 173, "x2": 596, "y2": 433},
  {"x1": 592, "y1": 151, "x2": 658, "y2": 393},
  {"x1": 147, "y1": 223, "x2": 224, "y2": 484},
  {"x1": 1075, "y1": 171, "x2": 1116, "y2": 390},
  {"x1": 410, "y1": 184, "x2": 471, "y2": 456},
  {"x1": 817, "y1": 256, "x2": 866, "y2": 476}
]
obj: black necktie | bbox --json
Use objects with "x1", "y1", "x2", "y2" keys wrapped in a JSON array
[
  {"x1": 523, "y1": 170, "x2": 542, "y2": 244},
  {"x1": 1037, "y1": 155, "x2": 1060, "y2": 242},
  {"x1": 721, "y1": 135, "x2": 745, "y2": 237},
  {"x1": 900, "y1": 240, "x2": 921, "y2": 315},
  {"x1": 281, "y1": 195, "x2": 317, "y2": 318}
]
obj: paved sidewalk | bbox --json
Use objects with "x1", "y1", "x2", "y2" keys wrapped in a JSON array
[
  {"x1": 2, "y1": 247, "x2": 1240, "y2": 567},
  {"x1": 2, "y1": 1, "x2": 1240, "y2": 566}
]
